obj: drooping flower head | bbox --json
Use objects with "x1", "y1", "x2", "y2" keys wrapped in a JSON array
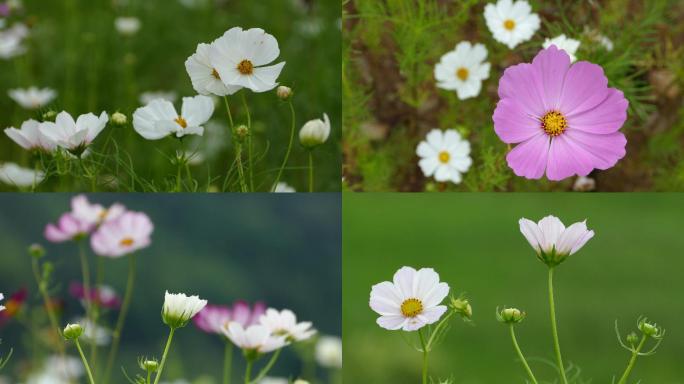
[
  {"x1": 259, "y1": 308, "x2": 316, "y2": 342},
  {"x1": 69, "y1": 282, "x2": 121, "y2": 309},
  {"x1": 542, "y1": 34, "x2": 580, "y2": 63},
  {"x1": 90, "y1": 211, "x2": 154, "y2": 258},
  {"x1": 434, "y1": 42, "x2": 491, "y2": 100},
  {"x1": 45, "y1": 213, "x2": 92, "y2": 243},
  {"x1": 132, "y1": 95, "x2": 214, "y2": 140},
  {"x1": 0, "y1": 162, "x2": 45, "y2": 187},
  {"x1": 162, "y1": 291, "x2": 208, "y2": 329},
  {"x1": 299, "y1": 113, "x2": 331, "y2": 148},
  {"x1": 194, "y1": 300, "x2": 266, "y2": 335},
  {"x1": 4, "y1": 119, "x2": 57, "y2": 152},
  {"x1": 185, "y1": 42, "x2": 242, "y2": 96},
  {"x1": 494, "y1": 46, "x2": 628, "y2": 181},
  {"x1": 209, "y1": 27, "x2": 286, "y2": 93},
  {"x1": 484, "y1": 0, "x2": 540, "y2": 49},
  {"x1": 70, "y1": 194, "x2": 126, "y2": 227},
  {"x1": 39, "y1": 111, "x2": 109, "y2": 156},
  {"x1": 519, "y1": 215, "x2": 594, "y2": 266},
  {"x1": 369, "y1": 267, "x2": 449, "y2": 332},
  {"x1": 222, "y1": 322, "x2": 288, "y2": 355},
  {"x1": 416, "y1": 129, "x2": 472, "y2": 184},
  {"x1": 8, "y1": 87, "x2": 57, "y2": 110}
]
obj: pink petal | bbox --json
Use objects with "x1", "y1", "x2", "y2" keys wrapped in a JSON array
[
  {"x1": 546, "y1": 136, "x2": 594, "y2": 181},
  {"x1": 558, "y1": 61, "x2": 610, "y2": 116},
  {"x1": 493, "y1": 98, "x2": 542, "y2": 144},
  {"x1": 506, "y1": 134, "x2": 551, "y2": 179},
  {"x1": 497, "y1": 63, "x2": 546, "y2": 118},
  {"x1": 567, "y1": 89, "x2": 628, "y2": 134},
  {"x1": 563, "y1": 130, "x2": 627, "y2": 170},
  {"x1": 531, "y1": 45, "x2": 571, "y2": 110}
]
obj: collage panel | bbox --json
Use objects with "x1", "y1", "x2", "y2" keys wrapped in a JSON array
[
  {"x1": 343, "y1": 0, "x2": 684, "y2": 192},
  {"x1": 0, "y1": 193, "x2": 341, "y2": 383},
  {"x1": 343, "y1": 193, "x2": 684, "y2": 383},
  {"x1": 0, "y1": 0, "x2": 341, "y2": 192}
]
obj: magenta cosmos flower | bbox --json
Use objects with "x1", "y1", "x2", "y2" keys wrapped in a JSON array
[
  {"x1": 194, "y1": 301, "x2": 266, "y2": 334},
  {"x1": 69, "y1": 282, "x2": 121, "y2": 309},
  {"x1": 90, "y1": 211, "x2": 153, "y2": 258},
  {"x1": 45, "y1": 213, "x2": 92, "y2": 242},
  {"x1": 493, "y1": 45, "x2": 628, "y2": 181}
]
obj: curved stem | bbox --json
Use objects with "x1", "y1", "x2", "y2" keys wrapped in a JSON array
[
  {"x1": 103, "y1": 254, "x2": 136, "y2": 384},
  {"x1": 75, "y1": 339, "x2": 96, "y2": 384},
  {"x1": 223, "y1": 342, "x2": 233, "y2": 384},
  {"x1": 153, "y1": 327, "x2": 176, "y2": 384},
  {"x1": 617, "y1": 335, "x2": 647, "y2": 384},
  {"x1": 77, "y1": 241, "x2": 93, "y2": 336},
  {"x1": 223, "y1": 96, "x2": 235, "y2": 129},
  {"x1": 426, "y1": 311, "x2": 455, "y2": 350},
  {"x1": 241, "y1": 93, "x2": 254, "y2": 191},
  {"x1": 273, "y1": 101, "x2": 296, "y2": 190},
  {"x1": 418, "y1": 328, "x2": 428, "y2": 384},
  {"x1": 548, "y1": 267, "x2": 568, "y2": 384},
  {"x1": 509, "y1": 324, "x2": 538, "y2": 384},
  {"x1": 250, "y1": 349, "x2": 282, "y2": 384},
  {"x1": 30, "y1": 258, "x2": 65, "y2": 355},
  {"x1": 308, "y1": 151, "x2": 314, "y2": 193},
  {"x1": 244, "y1": 359, "x2": 253, "y2": 384}
]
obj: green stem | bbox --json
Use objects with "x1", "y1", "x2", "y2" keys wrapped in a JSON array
[
  {"x1": 308, "y1": 151, "x2": 314, "y2": 193},
  {"x1": 425, "y1": 311, "x2": 455, "y2": 350},
  {"x1": 509, "y1": 324, "x2": 538, "y2": 384},
  {"x1": 244, "y1": 359, "x2": 253, "y2": 384},
  {"x1": 90, "y1": 257, "x2": 105, "y2": 376},
  {"x1": 250, "y1": 349, "x2": 282, "y2": 384},
  {"x1": 273, "y1": 101, "x2": 296, "y2": 190},
  {"x1": 616, "y1": 335, "x2": 647, "y2": 384},
  {"x1": 75, "y1": 339, "x2": 96, "y2": 384},
  {"x1": 223, "y1": 96, "x2": 235, "y2": 129},
  {"x1": 418, "y1": 328, "x2": 428, "y2": 384},
  {"x1": 235, "y1": 143, "x2": 248, "y2": 192},
  {"x1": 548, "y1": 267, "x2": 568, "y2": 384},
  {"x1": 103, "y1": 255, "x2": 136, "y2": 384},
  {"x1": 78, "y1": 241, "x2": 93, "y2": 336},
  {"x1": 153, "y1": 327, "x2": 176, "y2": 384},
  {"x1": 30, "y1": 258, "x2": 65, "y2": 355},
  {"x1": 241, "y1": 93, "x2": 254, "y2": 191},
  {"x1": 223, "y1": 342, "x2": 233, "y2": 384}
]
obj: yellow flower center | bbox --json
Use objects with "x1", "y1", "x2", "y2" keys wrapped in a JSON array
[
  {"x1": 438, "y1": 151, "x2": 451, "y2": 164},
  {"x1": 98, "y1": 210, "x2": 108, "y2": 221},
  {"x1": 400, "y1": 298, "x2": 424, "y2": 318},
  {"x1": 541, "y1": 111, "x2": 568, "y2": 137},
  {"x1": 211, "y1": 68, "x2": 221, "y2": 80},
  {"x1": 120, "y1": 237, "x2": 134, "y2": 247},
  {"x1": 237, "y1": 60, "x2": 254, "y2": 75},
  {"x1": 504, "y1": 19, "x2": 516, "y2": 31},
  {"x1": 175, "y1": 116, "x2": 188, "y2": 129},
  {"x1": 456, "y1": 67, "x2": 469, "y2": 81}
]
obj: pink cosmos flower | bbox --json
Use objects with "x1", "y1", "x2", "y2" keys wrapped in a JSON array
[
  {"x1": 90, "y1": 211, "x2": 153, "y2": 258},
  {"x1": 493, "y1": 45, "x2": 628, "y2": 181},
  {"x1": 194, "y1": 301, "x2": 266, "y2": 334},
  {"x1": 71, "y1": 195, "x2": 126, "y2": 227},
  {"x1": 44, "y1": 213, "x2": 92, "y2": 242},
  {"x1": 69, "y1": 282, "x2": 121, "y2": 309}
]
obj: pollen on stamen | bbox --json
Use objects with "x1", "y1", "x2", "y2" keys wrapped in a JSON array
[
  {"x1": 211, "y1": 68, "x2": 221, "y2": 80},
  {"x1": 400, "y1": 298, "x2": 424, "y2": 318},
  {"x1": 541, "y1": 111, "x2": 567, "y2": 137},
  {"x1": 504, "y1": 19, "x2": 516, "y2": 31},
  {"x1": 237, "y1": 60, "x2": 254, "y2": 75},
  {"x1": 120, "y1": 237, "x2": 134, "y2": 247},
  {"x1": 438, "y1": 151, "x2": 451, "y2": 164},
  {"x1": 456, "y1": 67, "x2": 469, "y2": 81},
  {"x1": 175, "y1": 116, "x2": 188, "y2": 129}
]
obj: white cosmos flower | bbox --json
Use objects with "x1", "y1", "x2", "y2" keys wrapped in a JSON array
[
  {"x1": 258, "y1": 378, "x2": 289, "y2": 384},
  {"x1": 416, "y1": 129, "x2": 472, "y2": 184},
  {"x1": 434, "y1": 42, "x2": 490, "y2": 100},
  {"x1": 222, "y1": 323, "x2": 288, "y2": 353},
  {"x1": 162, "y1": 291, "x2": 207, "y2": 329},
  {"x1": 209, "y1": 27, "x2": 286, "y2": 93},
  {"x1": 0, "y1": 28, "x2": 25, "y2": 59},
  {"x1": 0, "y1": 162, "x2": 44, "y2": 187},
  {"x1": 74, "y1": 318, "x2": 112, "y2": 346},
  {"x1": 315, "y1": 336, "x2": 342, "y2": 368},
  {"x1": 0, "y1": 293, "x2": 4, "y2": 312},
  {"x1": 71, "y1": 194, "x2": 125, "y2": 226},
  {"x1": 4, "y1": 119, "x2": 57, "y2": 151},
  {"x1": 185, "y1": 42, "x2": 242, "y2": 96},
  {"x1": 114, "y1": 17, "x2": 141, "y2": 36},
  {"x1": 273, "y1": 182, "x2": 295, "y2": 193},
  {"x1": 299, "y1": 113, "x2": 331, "y2": 148},
  {"x1": 370, "y1": 266, "x2": 450, "y2": 332},
  {"x1": 39, "y1": 111, "x2": 108, "y2": 154},
  {"x1": 25, "y1": 355, "x2": 84, "y2": 384},
  {"x1": 133, "y1": 95, "x2": 214, "y2": 140},
  {"x1": 484, "y1": 0, "x2": 540, "y2": 49},
  {"x1": 259, "y1": 308, "x2": 316, "y2": 342},
  {"x1": 519, "y1": 215, "x2": 594, "y2": 266},
  {"x1": 8, "y1": 87, "x2": 57, "y2": 109},
  {"x1": 139, "y1": 91, "x2": 177, "y2": 105},
  {"x1": 542, "y1": 35, "x2": 580, "y2": 62}
]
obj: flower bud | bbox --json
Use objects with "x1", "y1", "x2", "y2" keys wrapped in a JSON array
[
  {"x1": 63, "y1": 323, "x2": 83, "y2": 340},
  {"x1": 626, "y1": 332, "x2": 639, "y2": 346},
  {"x1": 276, "y1": 85, "x2": 293, "y2": 100},
  {"x1": 450, "y1": 296, "x2": 472, "y2": 319},
  {"x1": 497, "y1": 307, "x2": 525, "y2": 324},
  {"x1": 112, "y1": 111, "x2": 127, "y2": 125},
  {"x1": 299, "y1": 114, "x2": 331, "y2": 148},
  {"x1": 28, "y1": 243, "x2": 45, "y2": 259},
  {"x1": 638, "y1": 318, "x2": 661, "y2": 338},
  {"x1": 235, "y1": 125, "x2": 249, "y2": 143},
  {"x1": 42, "y1": 110, "x2": 57, "y2": 122},
  {"x1": 138, "y1": 357, "x2": 159, "y2": 373}
]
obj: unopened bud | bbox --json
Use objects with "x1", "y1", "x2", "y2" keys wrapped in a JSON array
[
  {"x1": 638, "y1": 319, "x2": 661, "y2": 338},
  {"x1": 235, "y1": 125, "x2": 249, "y2": 142},
  {"x1": 276, "y1": 86, "x2": 293, "y2": 100},
  {"x1": 450, "y1": 296, "x2": 472, "y2": 319},
  {"x1": 138, "y1": 357, "x2": 159, "y2": 373},
  {"x1": 299, "y1": 114, "x2": 331, "y2": 148},
  {"x1": 42, "y1": 110, "x2": 57, "y2": 122},
  {"x1": 63, "y1": 323, "x2": 83, "y2": 340},
  {"x1": 497, "y1": 307, "x2": 525, "y2": 324},
  {"x1": 112, "y1": 111, "x2": 127, "y2": 125},
  {"x1": 29, "y1": 243, "x2": 45, "y2": 259},
  {"x1": 626, "y1": 332, "x2": 639, "y2": 345}
]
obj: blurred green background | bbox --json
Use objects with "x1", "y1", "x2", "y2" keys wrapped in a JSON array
[
  {"x1": 0, "y1": 193, "x2": 341, "y2": 382},
  {"x1": 343, "y1": 193, "x2": 684, "y2": 383},
  {"x1": 1, "y1": 0, "x2": 341, "y2": 191}
]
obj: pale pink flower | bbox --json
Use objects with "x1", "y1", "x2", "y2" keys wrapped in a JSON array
[
  {"x1": 90, "y1": 211, "x2": 153, "y2": 258},
  {"x1": 44, "y1": 213, "x2": 92, "y2": 243},
  {"x1": 70, "y1": 195, "x2": 126, "y2": 227},
  {"x1": 194, "y1": 301, "x2": 266, "y2": 334}
]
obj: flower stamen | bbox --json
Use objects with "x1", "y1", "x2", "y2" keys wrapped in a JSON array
[
  {"x1": 211, "y1": 68, "x2": 221, "y2": 80},
  {"x1": 541, "y1": 111, "x2": 567, "y2": 137},
  {"x1": 175, "y1": 116, "x2": 188, "y2": 129},
  {"x1": 237, "y1": 60, "x2": 254, "y2": 75},
  {"x1": 120, "y1": 237, "x2": 134, "y2": 247},
  {"x1": 504, "y1": 19, "x2": 516, "y2": 31},
  {"x1": 456, "y1": 67, "x2": 469, "y2": 81},
  {"x1": 400, "y1": 298, "x2": 424, "y2": 318},
  {"x1": 438, "y1": 151, "x2": 451, "y2": 164}
]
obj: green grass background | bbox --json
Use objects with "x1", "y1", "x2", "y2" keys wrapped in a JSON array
[
  {"x1": 0, "y1": 0, "x2": 341, "y2": 191},
  {"x1": 0, "y1": 193, "x2": 341, "y2": 383},
  {"x1": 343, "y1": 193, "x2": 684, "y2": 383}
]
